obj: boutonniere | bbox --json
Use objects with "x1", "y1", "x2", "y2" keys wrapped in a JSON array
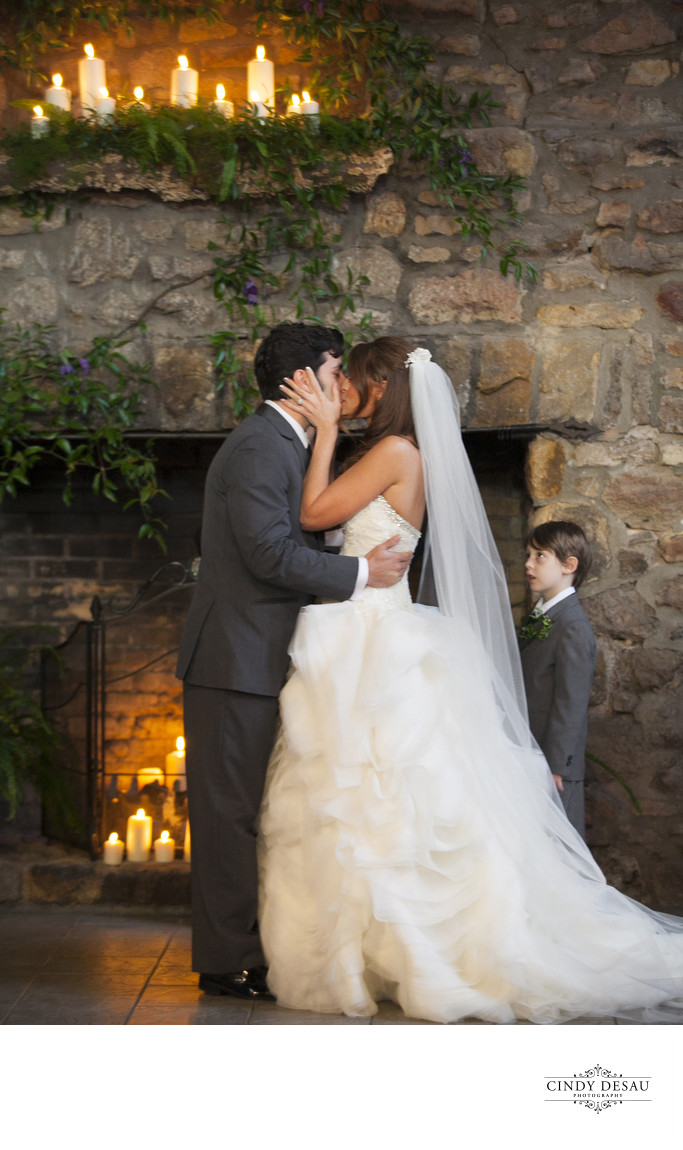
[{"x1": 519, "y1": 613, "x2": 554, "y2": 643}]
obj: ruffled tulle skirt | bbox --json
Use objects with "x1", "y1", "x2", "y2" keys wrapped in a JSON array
[{"x1": 258, "y1": 601, "x2": 683, "y2": 1024}]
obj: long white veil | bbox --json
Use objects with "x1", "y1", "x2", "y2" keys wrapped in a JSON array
[{"x1": 409, "y1": 348, "x2": 535, "y2": 755}]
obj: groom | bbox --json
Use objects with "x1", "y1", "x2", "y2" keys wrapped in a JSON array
[{"x1": 176, "y1": 322, "x2": 411, "y2": 1000}]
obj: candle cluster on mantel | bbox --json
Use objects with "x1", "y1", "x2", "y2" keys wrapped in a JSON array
[{"x1": 36, "y1": 42, "x2": 319, "y2": 130}]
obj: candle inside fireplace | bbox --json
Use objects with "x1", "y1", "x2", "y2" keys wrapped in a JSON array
[
  {"x1": 212, "y1": 84, "x2": 234, "y2": 119},
  {"x1": 103, "y1": 832, "x2": 124, "y2": 865},
  {"x1": 126, "y1": 808, "x2": 152, "y2": 862},
  {"x1": 165, "y1": 736, "x2": 186, "y2": 790},
  {"x1": 154, "y1": 830, "x2": 175, "y2": 864}
]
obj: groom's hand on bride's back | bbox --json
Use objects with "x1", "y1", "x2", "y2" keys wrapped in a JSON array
[{"x1": 366, "y1": 535, "x2": 412, "y2": 588}]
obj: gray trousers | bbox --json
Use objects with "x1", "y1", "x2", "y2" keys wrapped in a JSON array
[
  {"x1": 183, "y1": 682, "x2": 279, "y2": 973},
  {"x1": 559, "y1": 778, "x2": 585, "y2": 840}
]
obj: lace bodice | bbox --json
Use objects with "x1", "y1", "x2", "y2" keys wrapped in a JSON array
[{"x1": 341, "y1": 495, "x2": 421, "y2": 609}]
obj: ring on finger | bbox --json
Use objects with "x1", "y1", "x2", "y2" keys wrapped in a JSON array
[{"x1": 298, "y1": 397, "x2": 304, "y2": 406}]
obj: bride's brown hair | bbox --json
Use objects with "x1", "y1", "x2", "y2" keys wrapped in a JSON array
[{"x1": 346, "y1": 337, "x2": 417, "y2": 460}]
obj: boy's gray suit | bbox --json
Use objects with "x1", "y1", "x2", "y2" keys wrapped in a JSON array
[
  {"x1": 176, "y1": 403, "x2": 358, "y2": 973},
  {"x1": 519, "y1": 593, "x2": 596, "y2": 838}
]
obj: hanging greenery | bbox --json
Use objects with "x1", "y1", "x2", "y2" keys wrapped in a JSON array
[{"x1": 0, "y1": 0, "x2": 535, "y2": 546}]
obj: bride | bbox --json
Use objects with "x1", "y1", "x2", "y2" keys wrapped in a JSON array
[{"x1": 257, "y1": 337, "x2": 683, "y2": 1024}]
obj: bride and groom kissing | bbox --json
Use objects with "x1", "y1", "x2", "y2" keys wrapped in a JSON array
[{"x1": 177, "y1": 321, "x2": 683, "y2": 1024}]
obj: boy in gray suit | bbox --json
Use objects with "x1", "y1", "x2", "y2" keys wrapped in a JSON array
[{"x1": 519, "y1": 521, "x2": 596, "y2": 839}]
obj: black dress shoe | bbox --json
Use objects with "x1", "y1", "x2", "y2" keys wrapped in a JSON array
[{"x1": 199, "y1": 968, "x2": 275, "y2": 1001}]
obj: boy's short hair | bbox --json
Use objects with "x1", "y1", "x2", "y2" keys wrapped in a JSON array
[
  {"x1": 525, "y1": 520, "x2": 593, "y2": 589},
  {"x1": 254, "y1": 322, "x2": 344, "y2": 401}
]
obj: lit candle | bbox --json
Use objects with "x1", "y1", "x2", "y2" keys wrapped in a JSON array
[
  {"x1": 133, "y1": 86, "x2": 150, "y2": 111},
  {"x1": 96, "y1": 86, "x2": 116, "y2": 122},
  {"x1": 126, "y1": 808, "x2": 152, "y2": 863},
  {"x1": 287, "y1": 93, "x2": 301, "y2": 116},
  {"x1": 171, "y1": 55, "x2": 198, "y2": 108},
  {"x1": 45, "y1": 73, "x2": 71, "y2": 112},
  {"x1": 212, "y1": 83, "x2": 234, "y2": 119},
  {"x1": 103, "y1": 832, "x2": 124, "y2": 866},
  {"x1": 183, "y1": 820, "x2": 191, "y2": 863},
  {"x1": 165, "y1": 736, "x2": 186, "y2": 791},
  {"x1": 300, "y1": 90, "x2": 320, "y2": 117},
  {"x1": 249, "y1": 89, "x2": 268, "y2": 119},
  {"x1": 79, "y1": 43, "x2": 106, "y2": 120},
  {"x1": 30, "y1": 105, "x2": 49, "y2": 139},
  {"x1": 247, "y1": 45, "x2": 274, "y2": 110},
  {"x1": 138, "y1": 765, "x2": 164, "y2": 790},
  {"x1": 154, "y1": 829, "x2": 175, "y2": 864}
]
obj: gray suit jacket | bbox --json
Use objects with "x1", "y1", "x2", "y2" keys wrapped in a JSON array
[
  {"x1": 519, "y1": 593, "x2": 596, "y2": 782},
  {"x1": 176, "y1": 403, "x2": 358, "y2": 696}
]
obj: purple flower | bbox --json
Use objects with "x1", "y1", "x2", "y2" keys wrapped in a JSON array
[
  {"x1": 302, "y1": 0, "x2": 312, "y2": 10},
  {"x1": 79, "y1": 358, "x2": 90, "y2": 374},
  {"x1": 317, "y1": 0, "x2": 325, "y2": 14},
  {"x1": 59, "y1": 363, "x2": 74, "y2": 375},
  {"x1": 244, "y1": 280, "x2": 259, "y2": 306}
]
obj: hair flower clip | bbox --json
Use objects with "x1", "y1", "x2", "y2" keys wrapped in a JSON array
[{"x1": 405, "y1": 348, "x2": 432, "y2": 367}]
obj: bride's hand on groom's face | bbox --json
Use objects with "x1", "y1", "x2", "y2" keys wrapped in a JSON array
[{"x1": 280, "y1": 367, "x2": 341, "y2": 432}]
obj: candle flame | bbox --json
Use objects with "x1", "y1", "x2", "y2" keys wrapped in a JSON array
[
  {"x1": 52, "y1": 74, "x2": 63, "y2": 88},
  {"x1": 178, "y1": 55, "x2": 188, "y2": 70},
  {"x1": 176, "y1": 736, "x2": 185, "y2": 753},
  {"x1": 302, "y1": 91, "x2": 311, "y2": 103},
  {"x1": 216, "y1": 84, "x2": 225, "y2": 101},
  {"x1": 33, "y1": 106, "x2": 43, "y2": 117},
  {"x1": 160, "y1": 830, "x2": 170, "y2": 842},
  {"x1": 134, "y1": 86, "x2": 144, "y2": 100},
  {"x1": 136, "y1": 808, "x2": 146, "y2": 819},
  {"x1": 249, "y1": 90, "x2": 261, "y2": 103},
  {"x1": 99, "y1": 87, "x2": 108, "y2": 98},
  {"x1": 291, "y1": 94, "x2": 300, "y2": 107},
  {"x1": 256, "y1": 45, "x2": 266, "y2": 61},
  {"x1": 85, "y1": 44, "x2": 94, "y2": 58},
  {"x1": 108, "y1": 832, "x2": 119, "y2": 843}
]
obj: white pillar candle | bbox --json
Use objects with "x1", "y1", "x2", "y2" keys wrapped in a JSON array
[
  {"x1": 287, "y1": 93, "x2": 301, "y2": 116},
  {"x1": 154, "y1": 830, "x2": 175, "y2": 864},
  {"x1": 79, "y1": 44, "x2": 106, "y2": 120},
  {"x1": 126, "y1": 808, "x2": 152, "y2": 862},
  {"x1": 96, "y1": 86, "x2": 116, "y2": 122},
  {"x1": 138, "y1": 765, "x2": 164, "y2": 790},
  {"x1": 249, "y1": 90, "x2": 268, "y2": 120},
  {"x1": 300, "y1": 91, "x2": 320, "y2": 117},
  {"x1": 133, "y1": 86, "x2": 150, "y2": 111},
  {"x1": 212, "y1": 84, "x2": 234, "y2": 119},
  {"x1": 45, "y1": 74, "x2": 71, "y2": 112},
  {"x1": 247, "y1": 46, "x2": 274, "y2": 109},
  {"x1": 165, "y1": 736, "x2": 186, "y2": 790},
  {"x1": 183, "y1": 820, "x2": 191, "y2": 863},
  {"x1": 103, "y1": 832, "x2": 124, "y2": 866},
  {"x1": 30, "y1": 106, "x2": 49, "y2": 139},
  {"x1": 171, "y1": 55, "x2": 198, "y2": 108}
]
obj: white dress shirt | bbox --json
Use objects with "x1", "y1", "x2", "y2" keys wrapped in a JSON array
[
  {"x1": 264, "y1": 401, "x2": 368, "y2": 597},
  {"x1": 536, "y1": 586, "x2": 576, "y2": 614}
]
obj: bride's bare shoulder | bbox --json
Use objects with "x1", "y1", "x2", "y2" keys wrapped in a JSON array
[{"x1": 368, "y1": 435, "x2": 420, "y2": 461}]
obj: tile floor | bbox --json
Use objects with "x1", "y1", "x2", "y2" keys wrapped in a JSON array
[{"x1": 0, "y1": 908, "x2": 666, "y2": 1025}]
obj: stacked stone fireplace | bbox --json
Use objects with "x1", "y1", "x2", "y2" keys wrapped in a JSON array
[{"x1": 0, "y1": 1, "x2": 681, "y2": 909}]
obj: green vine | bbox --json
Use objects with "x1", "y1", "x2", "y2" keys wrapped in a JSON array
[
  {"x1": 0, "y1": 0, "x2": 535, "y2": 540},
  {"x1": 0, "y1": 312, "x2": 168, "y2": 549}
]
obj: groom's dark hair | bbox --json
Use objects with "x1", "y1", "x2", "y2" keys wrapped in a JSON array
[{"x1": 254, "y1": 322, "x2": 345, "y2": 401}]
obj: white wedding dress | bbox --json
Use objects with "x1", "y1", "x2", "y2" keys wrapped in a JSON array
[{"x1": 258, "y1": 495, "x2": 683, "y2": 1024}]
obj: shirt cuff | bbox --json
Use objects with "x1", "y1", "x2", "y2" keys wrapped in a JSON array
[{"x1": 350, "y1": 557, "x2": 369, "y2": 600}]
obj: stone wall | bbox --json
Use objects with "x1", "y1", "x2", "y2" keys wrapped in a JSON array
[{"x1": 1, "y1": 2, "x2": 682, "y2": 907}]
